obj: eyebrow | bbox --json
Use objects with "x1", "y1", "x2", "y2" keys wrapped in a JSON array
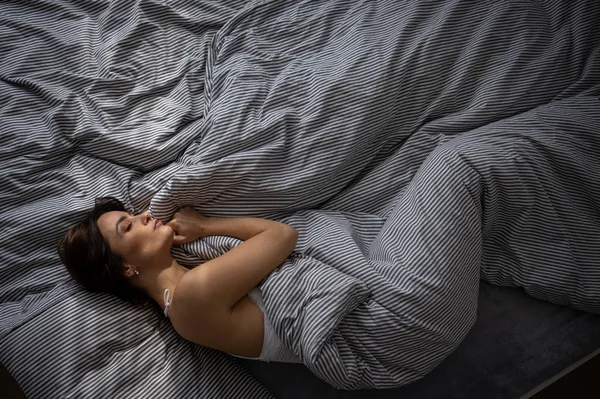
[{"x1": 115, "y1": 215, "x2": 128, "y2": 235}]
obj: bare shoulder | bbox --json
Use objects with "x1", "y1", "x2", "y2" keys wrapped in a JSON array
[
  {"x1": 168, "y1": 267, "x2": 212, "y2": 341},
  {"x1": 174, "y1": 266, "x2": 211, "y2": 305},
  {"x1": 166, "y1": 266, "x2": 266, "y2": 357}
]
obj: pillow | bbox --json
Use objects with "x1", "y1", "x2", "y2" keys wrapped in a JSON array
[{"x1": 0, "y1": 281, "x2": 269, "y2": 398}]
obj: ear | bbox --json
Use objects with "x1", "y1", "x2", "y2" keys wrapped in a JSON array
[{"x1": 123, "y1": 263, "x2": 136, "y2": 278}]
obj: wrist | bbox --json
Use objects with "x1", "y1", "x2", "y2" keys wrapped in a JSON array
[{"x1": 195, "y1": 216, "x2": 213, "y2": 238}]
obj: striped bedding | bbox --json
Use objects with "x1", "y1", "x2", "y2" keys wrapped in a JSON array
[{"x1": 1, "y1": 0, "x2": 599, "y2": 397}]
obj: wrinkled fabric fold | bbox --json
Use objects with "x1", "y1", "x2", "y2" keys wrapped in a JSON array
[{"x1": 150, "y1": 1, "x2": 600, "y2": 388}]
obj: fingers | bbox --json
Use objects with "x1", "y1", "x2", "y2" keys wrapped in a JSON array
[
  {"x1": 167, "y1": 207, "x2": 202, "y2": 246},
  {"x1": 166, "y1": 220, "x2": 178, "y2": 230},
  {"x1": 172, "y1": 234, "x2": 186, "y2": 245}
]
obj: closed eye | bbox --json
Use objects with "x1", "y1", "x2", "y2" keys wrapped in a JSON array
[{"x1": 125, "y1": 222, "x2": 132, "y2": 232}]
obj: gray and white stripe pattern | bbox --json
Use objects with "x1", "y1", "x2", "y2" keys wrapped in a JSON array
[
  {"x1": 1, "y1": 0, "x2": 270, "y2": 398},
  {"x1": 1, "y1": 0, "x2": 600, "y2": 396}
]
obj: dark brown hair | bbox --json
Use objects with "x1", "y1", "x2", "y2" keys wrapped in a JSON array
[{"x1": 57, "y1": 197, "x2": 148, "y2": 305}]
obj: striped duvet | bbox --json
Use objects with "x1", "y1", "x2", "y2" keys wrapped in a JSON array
[{"x1": 1, "y1": 0, "x2": 600, "y2": 397}]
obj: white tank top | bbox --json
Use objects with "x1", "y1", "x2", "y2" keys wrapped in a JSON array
[
  {"x1": 163, "y1": 288, "x2": 300, "y2": 363},
  {"x1": 241, "y1": 288, "x2": 301, "y2": 363}
]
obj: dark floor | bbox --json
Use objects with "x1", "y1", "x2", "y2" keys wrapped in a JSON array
[
  {"x1": 2, "y1": 354, "x2": 598, "y2": 398},
  {"x1": 0, "y1": 363, "x2": 25, "y2": 399},
  {"x1": 530, "y1": 353, "x2": 599, "y2": 399}
]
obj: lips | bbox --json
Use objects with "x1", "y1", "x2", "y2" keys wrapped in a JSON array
[{"x1": 155, "y1": 219, "x2": 162, "y2": 229}]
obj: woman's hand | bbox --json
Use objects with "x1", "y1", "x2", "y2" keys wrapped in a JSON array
[{"x1": 166, "y1": 207, "x2": 210, "y2": 245}]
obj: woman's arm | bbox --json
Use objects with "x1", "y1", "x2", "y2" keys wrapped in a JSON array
[
  {"x1": 167, "y1": 208, "x2": 298, "y2": 357},
  {"x1": 167, "y1": 208, "x2": 298, "y2": 307},
  {"x1": 190, "y1": 214, "x2": 298, "y2": 305}
]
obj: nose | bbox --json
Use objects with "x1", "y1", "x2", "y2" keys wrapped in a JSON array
[{"x1": 138, "y1": 212, "x2": 152, "y2": 225}]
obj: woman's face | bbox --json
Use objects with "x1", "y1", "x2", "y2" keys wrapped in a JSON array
[{"x1": 97, "y1": 211, "x2": 173, "y2": 271}]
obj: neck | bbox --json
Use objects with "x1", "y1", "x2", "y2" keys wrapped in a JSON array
[{"x1": 137, "y1": 259, "x2": 188, "y2": 313}]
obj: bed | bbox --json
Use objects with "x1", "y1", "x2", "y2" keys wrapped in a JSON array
[{"x1": 1, "y1": 0, "x2": 599, "y2": 398}]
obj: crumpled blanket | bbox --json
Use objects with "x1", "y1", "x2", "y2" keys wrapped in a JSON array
[{"x1": 149, "y1": 0, "x2": 600, "y2": 389}]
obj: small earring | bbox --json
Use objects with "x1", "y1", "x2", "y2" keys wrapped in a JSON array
[{"x1": 134, "y1": 269, "x2": 139, "y2": 275}]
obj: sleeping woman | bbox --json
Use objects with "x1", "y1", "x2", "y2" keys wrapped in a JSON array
[{"x1": 57, "y1": 197, "x2": 301, "y2": 363}]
